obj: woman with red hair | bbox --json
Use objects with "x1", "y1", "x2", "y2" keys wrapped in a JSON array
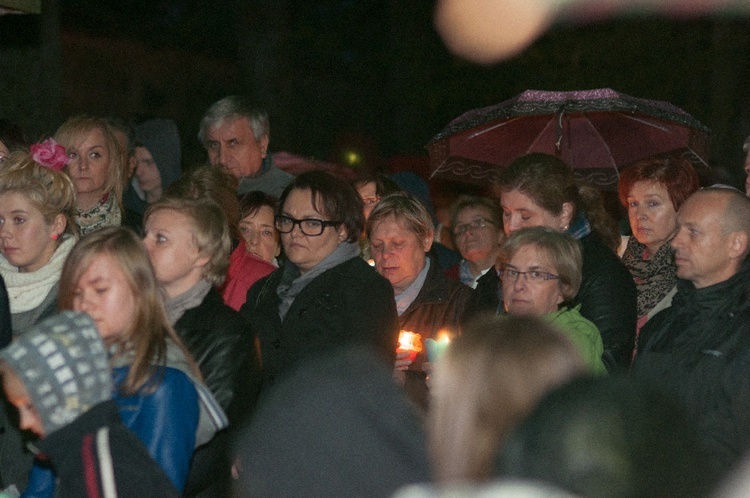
[{"x1": 618, "y1": 154, "x2": 700, "y2": 339}]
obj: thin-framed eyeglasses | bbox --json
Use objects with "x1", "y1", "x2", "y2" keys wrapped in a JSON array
[
  {"x1": 453, "y1": 217, "x2": 496, "y2": 236},
  {"x1": 274, "y1": 215, "x2": 341, "y2": 236},
  {"x1": 499, "y1": 268, "x2": 559, "y2": 283}
]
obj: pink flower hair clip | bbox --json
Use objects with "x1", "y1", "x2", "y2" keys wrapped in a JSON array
[{"x1": 30, "y1": 138, "x2": 69, "y2": 171}]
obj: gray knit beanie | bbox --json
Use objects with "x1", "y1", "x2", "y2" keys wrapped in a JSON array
[{"x1": 0, "y1": 311, "x2": 112, "y2": 435}]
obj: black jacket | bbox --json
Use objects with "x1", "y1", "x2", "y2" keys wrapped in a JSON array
[
  {"x1": 174, "y1": 287, "x2": 260, "y2": 498},
  {"x1": 632, "y1": 261, "x2": 750, "y2": 480},
  {"x1": 576, "y1": 232, "x2": 637, "y2": 371},
  {"x1": 241, "y1": 256, "x2": 399, "y2": 388},
  {"x1": 36, "y1": 400, "x2": 179, "y2": 498},
  {"x1": 462, "y1": 234, "x2": 637, "y2": 372}
]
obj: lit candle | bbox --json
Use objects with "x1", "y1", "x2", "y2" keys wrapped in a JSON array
[
  {"x1": 396, "y1": 331, "x2": 423, "y2": 363},
  {"x1": 425, "y1": 330, "x2": 452, "y2": 363}
]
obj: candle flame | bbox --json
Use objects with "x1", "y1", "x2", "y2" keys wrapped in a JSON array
[
  {"x1": 436, "y1": 330, "x2": 453, "y2": 344},
  {"x1": 397, "y1": 331, "x2": 423, "y2": 353}
]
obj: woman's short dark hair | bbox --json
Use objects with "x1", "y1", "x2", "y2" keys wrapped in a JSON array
[
  {"x1": 278, "y1": 170, "x2": 364, "y2": 243},
  {"x1": 352, "y1": 171, "x2": 401, "y2": 199},
  {"x1": 618, "y1": 155, "x2": 700, "y2": 212},
  {"x1": 239, "y1": 190, "x2": 278, "y2": 220}
]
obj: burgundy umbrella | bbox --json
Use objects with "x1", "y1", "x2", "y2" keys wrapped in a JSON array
[{"x1": 428, "y1": 88, "x2": 710, "y2": 190}]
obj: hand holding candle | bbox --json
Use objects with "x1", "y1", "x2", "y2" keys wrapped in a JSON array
[{"x1": 396, "y1": 331, "x2": 423, "y2": 367}]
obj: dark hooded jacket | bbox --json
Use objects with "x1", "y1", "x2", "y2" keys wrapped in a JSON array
[
  {"x1": 123, "y1": 118, "x2": 182, "y2": 231},
  {"x1": 632, "y1": 260, "x2": 750, "y2": 478}
]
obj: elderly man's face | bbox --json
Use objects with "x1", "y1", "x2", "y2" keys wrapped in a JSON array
[
  {"x1": 670, "y1": 192, "x2": 737, "y2": 289},
  {"x1": 205, "y1": 117, "x2": 268, "y2": 179}
]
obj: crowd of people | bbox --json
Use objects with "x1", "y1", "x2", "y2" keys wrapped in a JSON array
[{"x1": 0, "y1": 95, "x2": 749, "y2": 497}]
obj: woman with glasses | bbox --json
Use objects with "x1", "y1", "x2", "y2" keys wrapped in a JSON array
[
  {"x1": 500, "y1": 226, "x2": 606, "y2": 374},
  {"x1": 491, "y1": 153, "x2": 636, "y2": 372},
  {"x1": 367, "y1": 192, "x2": 473, "y2": 409},
  {"x1": 240, "y1": 171, "x2": 399, "y2": 388},
  {"x1": 446, "y1": 195, "x2": 504, "y2": 289}
]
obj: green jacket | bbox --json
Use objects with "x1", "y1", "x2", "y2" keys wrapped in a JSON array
[{"x1": 543, "y1": 305, "x2": 607, "y2": 375}]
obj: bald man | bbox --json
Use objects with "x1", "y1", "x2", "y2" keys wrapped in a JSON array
[{"x1": 632, "y1": 187, "x2": 750, "y2": 482}]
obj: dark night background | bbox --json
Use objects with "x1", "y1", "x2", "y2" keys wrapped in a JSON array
[{"x1": 1, "y1": 1, "x2": 750, "y2": 186}]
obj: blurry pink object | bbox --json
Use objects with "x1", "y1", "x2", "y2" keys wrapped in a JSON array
[{"x1": 30, "y1": 138, "x2": 69, "y2": 171}]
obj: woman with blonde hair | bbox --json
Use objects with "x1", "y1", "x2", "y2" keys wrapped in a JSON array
[
  {"x1": 22, "y1": 227, "x2": 227, "y2": 496},
  {"x1": 143, "y1": 196, "x2": 258, "y2": 496},
  {"x1": 428, "y1": 315, "x2": 586, "y2": 483},
  {"x1": 367, "y1": 192, "x2": 472, "y2": 408},
  {"x1": 54, "y1": 115, "x2": 125, "y2": 235},
  {"x1": 499, "y1": 226, "x2": 606, "y2": 374},
  {"x1": 0, "y1": 142, "x2": 77, "y2": 335}
]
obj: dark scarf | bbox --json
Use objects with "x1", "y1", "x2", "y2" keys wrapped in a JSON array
[{"x1": 621, "y1": 237, "x2": 676, "y2": 317}]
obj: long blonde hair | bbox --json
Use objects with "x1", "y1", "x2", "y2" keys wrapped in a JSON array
[
  {"x1": 428, "y1": 314, "x2": 586, "y2": 483},
  {"x1": 58, "y1": 227, "x2": 200, "y2": 394}
]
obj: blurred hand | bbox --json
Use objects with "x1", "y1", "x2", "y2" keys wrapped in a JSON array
[
  {"x1": 423, "y1": 361, "x2": 433, "y2": 389},
  {"x1": 394, "y1": 350, "x2": 413, "y2": 371}
]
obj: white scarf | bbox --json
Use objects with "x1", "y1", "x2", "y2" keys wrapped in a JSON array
[{"x1": 0, "y1": 235, "x2": 75, "y2": 314}]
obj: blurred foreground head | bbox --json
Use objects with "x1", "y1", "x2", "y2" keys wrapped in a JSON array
[
  {"x1": 428, "y1": 314, "x2": 586, "y2": 483},
  {"x1": 498, "y1": 376, "x2": 711, "y2": 497}
]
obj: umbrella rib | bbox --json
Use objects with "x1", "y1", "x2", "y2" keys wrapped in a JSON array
[
  {"x1": 466, "y1": 117, "x2": 522, "y2": 140},
  {"x1": 621, "y1": 114, "x2": 672, "y2": 132}
]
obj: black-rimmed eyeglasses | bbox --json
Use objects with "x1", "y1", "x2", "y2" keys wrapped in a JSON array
[
  {"x1": 498, "y1": 268, "x2": 559, "y2": 283},
  {"x1": 274, "y1": 215, "x2": 341, "y2": 236}
]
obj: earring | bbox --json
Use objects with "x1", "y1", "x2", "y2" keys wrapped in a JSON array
[
  {"x1": 561, "y1": 224, "x2": 569, "y2": 232},
  {"x1": 51, "y1": 233, "x2": 59, "y2": 240}
]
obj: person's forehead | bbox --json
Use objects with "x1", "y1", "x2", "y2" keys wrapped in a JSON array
[
  {"x1": 357, "y1": 181, "x2": 377, "y2": 197},
  {"x1": 457, "y1": 204, "x2": 492, "y2": 220},
  {"x1": 209, "y1": 116, "x2": 253, "y2": 138},
  {"x1": 678, "y1": 193, "x2": 725, "y2": 224},
  {"x1": 372, "y1": 215, "x2": 416, "y2": 236}
]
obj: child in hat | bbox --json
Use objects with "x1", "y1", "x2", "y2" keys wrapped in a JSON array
[{"x1": 0, "y1": 311, "x2": 178, "y2": 498}]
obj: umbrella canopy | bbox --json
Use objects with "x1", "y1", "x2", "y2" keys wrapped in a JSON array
[{"x1": 428, "y1": 88, "x2": 710, "y2": 190}]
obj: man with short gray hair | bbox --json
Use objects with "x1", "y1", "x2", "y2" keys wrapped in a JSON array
[
  {"x1": 632, "y1": 187, "x2": 750, "y2": 480},
  {"x1": 199, "y1": 96, "x2": 293, "y2": 196}
]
